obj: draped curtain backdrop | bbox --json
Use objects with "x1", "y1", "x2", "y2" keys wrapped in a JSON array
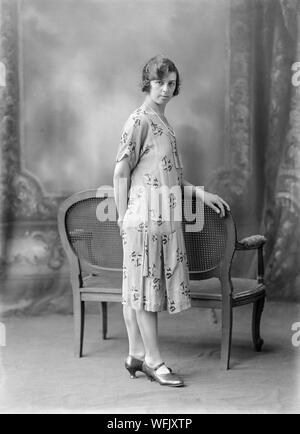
[
  {"x1": 210, "y1": 0, "x2": 300, "y2": 301},
  {"x1": 261, "y1": 0, "x2": 300, "y2": 300}
]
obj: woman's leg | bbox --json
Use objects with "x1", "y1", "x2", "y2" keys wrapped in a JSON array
[
  {"x1": 123, "y1": 305, "x2": 145, "y2": 359},
  {"x1": 135, "y1": 310, "x2": 161, "y2": 366},
  {"x1": 135, "y1": 309, "x2": 170, "y2": 373},
  {"x1": 123, "y1": 305, "x2": 171, "y2": 374}
]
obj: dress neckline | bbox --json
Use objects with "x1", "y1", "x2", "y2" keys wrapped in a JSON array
[{"x1": 143, "y1": 105, "x2": 176, "y2": 137}]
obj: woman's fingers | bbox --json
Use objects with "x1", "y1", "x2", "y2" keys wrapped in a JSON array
[
  {"x1": 217, "y1": 202, "x2": 225, "y2": 217},
  {"x1": 214, "y1": 196, "x2": 230, "y2": 217},
  {"x1": 220, "y1": 198, "x2": 230, "y2": 211},
  {"x1": 209, "y1": 203, "x2": 222, "y2": 215},
  {"x1": 205, "y1": 193, "x2": 230, "y2": 218},
  {"x1": 117, "y1": 220, "x2": 123, "y2": 235},
  {"x1": 212, "y1": 198, "x2": 226, "y2": 217}
]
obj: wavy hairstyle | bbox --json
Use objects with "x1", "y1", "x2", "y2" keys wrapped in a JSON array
[{"x1": 141, "y1": 55, "x2": 181, "y2": 96}]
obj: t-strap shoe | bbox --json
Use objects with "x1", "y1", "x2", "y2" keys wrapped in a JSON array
[
  {"x1": 125, "y1": 355, "x2": 144, "y2": 379},
  {"x1": 142, "y1": 362, "x2": 184, "y2": 387}
]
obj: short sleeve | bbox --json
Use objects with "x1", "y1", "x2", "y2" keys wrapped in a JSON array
[{"x1": 116, "y1": 112, "x2": 148, "y2": 171}]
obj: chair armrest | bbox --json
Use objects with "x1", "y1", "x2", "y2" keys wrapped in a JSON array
[
  {"x1": 236, "y1": 235, "x2": 266, "y2": 284},
  {"x1": 236, "y1": 235, "x2": 267, "y2": 250}
]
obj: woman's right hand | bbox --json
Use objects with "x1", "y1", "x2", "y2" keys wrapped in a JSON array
[{"x1": 117, "y1": 217, "x2": 123, "y2": 235}]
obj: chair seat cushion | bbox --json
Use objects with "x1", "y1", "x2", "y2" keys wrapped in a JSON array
[
  {"x1": 189, "y1": 277, "x2": 265, "y2": 301},
  {"x1": 82, "y1": 273, "x2": 264, "y2": 301},
  {"x1": 82, "y1": 270, "x2": 122, "y2": 293}
]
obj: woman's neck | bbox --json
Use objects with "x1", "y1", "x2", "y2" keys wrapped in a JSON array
[{"x1": 144, "y1": 97, "x2": 166, "y2": 116}]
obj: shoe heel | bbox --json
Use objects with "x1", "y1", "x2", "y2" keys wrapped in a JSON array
[
  {"x1": 126, "y1": 366, "x2": 137, "y2": 379},
  {"x1": 125, "y1": 356, "x2": 144, "y2": 379}
]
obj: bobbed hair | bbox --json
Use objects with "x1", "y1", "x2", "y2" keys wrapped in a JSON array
[{"x1": 141, "y1": 55, "x2": 181, "y2": 96}]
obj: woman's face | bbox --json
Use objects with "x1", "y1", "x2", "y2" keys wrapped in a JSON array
[{"x1": 149, "y1": 72, "x2": 177, "y2": 106}]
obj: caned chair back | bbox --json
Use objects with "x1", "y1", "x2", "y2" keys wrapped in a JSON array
[
  {"x1": 182, "y1": 195, "x2": 236, "y2": 279},
  {"x1": 58, "y1": 189, "x2": 123, "y2": 274},
  {"x1": 58, "y1": 189, "x2": 236, "y2": 278}
]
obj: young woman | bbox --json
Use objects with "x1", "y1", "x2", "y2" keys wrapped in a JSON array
[{"x1": 113, "y1": 55, "x2": 230, "y2": 387}]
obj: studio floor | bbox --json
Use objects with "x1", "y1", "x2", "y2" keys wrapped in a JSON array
[{"x1": 0, "y1": 301, "x2": 299, "y2": 414}]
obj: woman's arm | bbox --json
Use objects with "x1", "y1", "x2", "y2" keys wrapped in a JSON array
[
  {"x1": 182, "y1": 177, "x2": 230, "y2": 218},
  {"x1": 113, "y1": 157, "x2": 131, "y2": 232}
]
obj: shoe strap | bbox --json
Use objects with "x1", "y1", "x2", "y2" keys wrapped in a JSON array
[{"x1": 153, "y1": 362, "x2": 166, "y2": 371}]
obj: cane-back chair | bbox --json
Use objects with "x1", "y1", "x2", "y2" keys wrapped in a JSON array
[
  {"x1": 182, "y1": 193, "x2": 266, "y2": 369},
  {"x1": 58, "y1": 188, "x2": 266, "y2": 369}
]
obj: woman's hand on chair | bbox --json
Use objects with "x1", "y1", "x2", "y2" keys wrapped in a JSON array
[
  {"x1": 117, "y1": 217, "x2": 123, "y2": 235},
  {"x1": 204, "y1": 192, "x2": 230, "y2": 218}
]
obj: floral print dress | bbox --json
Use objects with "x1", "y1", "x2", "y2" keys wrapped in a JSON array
[{"x1": 115, "y1": 104, "x2": 191, "y2": 314}]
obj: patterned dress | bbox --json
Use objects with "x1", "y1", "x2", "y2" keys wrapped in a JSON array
[{"x1": 115, "y1": 104, "x2": 191, "y2": 314}]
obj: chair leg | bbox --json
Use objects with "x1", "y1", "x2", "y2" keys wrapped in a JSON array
[
  {"x1": 74, "y1": 299, "x2": 85, "y2": 358},
  {"x1": 101, "y1": 302, "x2": 108, "y2": 340},
  {"x1": 221, "y1": 300, "x2": 233, "y2": 370},
  {"x1": 252, "y1": 296, "x2": 265, "y2": 351}
]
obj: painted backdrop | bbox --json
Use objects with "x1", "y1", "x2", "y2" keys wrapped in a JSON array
[{"x1": 21, "y1": 0, "x2": 228, "y2": 195}]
